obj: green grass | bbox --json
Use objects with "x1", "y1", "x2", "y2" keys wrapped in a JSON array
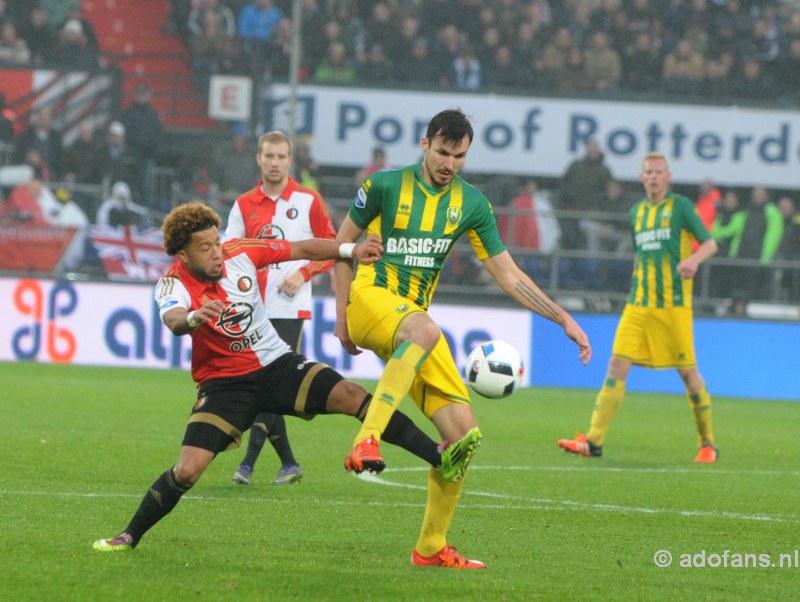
[{"x1": 1, "y1": 362, "x2": 798, "y2": 601}]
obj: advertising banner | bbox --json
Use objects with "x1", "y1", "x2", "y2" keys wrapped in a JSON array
[{"x1": 265, "y1": 84, "x2": 800, "y2": 189}]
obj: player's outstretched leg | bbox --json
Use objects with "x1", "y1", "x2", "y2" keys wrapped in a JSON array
[
  {"x1": 439, "y1": 427, "x2": 482, "y2": 482},
  {"x1": 93, "y1": 467, "x2": 193, "y2": 552}
]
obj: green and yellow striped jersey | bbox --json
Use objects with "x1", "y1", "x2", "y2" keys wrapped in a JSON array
[
  {"x1": 627, "y1": 192, "x2": 710, "y2": 308},
  {"x1": 349, "y1": 164, "x2": 505, "y2": 310}
]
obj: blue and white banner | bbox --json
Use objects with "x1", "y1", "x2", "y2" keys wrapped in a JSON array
[
  {"x1": 2, "y1": 277, "x2": 797, "y2": 400},
  {"x1": 267, "y1": 84, "x2": 800, "y2": 189}
]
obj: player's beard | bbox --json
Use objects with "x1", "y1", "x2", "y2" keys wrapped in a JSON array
[
  {"x1": 187, "y1": 259, "x2": 223, "y2": 282},
  {"x1": 423, "y1": 158, "x2": 453, "y2": 189}
]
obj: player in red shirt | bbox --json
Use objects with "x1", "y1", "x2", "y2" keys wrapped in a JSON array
[
  {"x1": 226, "y1": 131, "x2": 336, "y2": 486},
  {"x1": 93, "y1": 202, "x2": 473, "y2": 552}
]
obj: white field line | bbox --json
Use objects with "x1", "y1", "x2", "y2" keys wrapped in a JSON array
[{"x1": 1, "y1": 465, "x2": 797, "y2": 524}]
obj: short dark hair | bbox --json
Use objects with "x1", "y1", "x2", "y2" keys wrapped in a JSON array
[
  {"x1": 162, "y1": 202, "x2": 221, "y2": 256},
  {"x1": 425, "y1": 109, "x2": 473, "y2": 146}
]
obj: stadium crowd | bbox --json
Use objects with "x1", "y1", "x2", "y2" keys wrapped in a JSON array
[{"x1": 162, "y1": 0, "x2": 800, "y2": 105}]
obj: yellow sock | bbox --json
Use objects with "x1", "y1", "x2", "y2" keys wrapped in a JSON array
[
  {"x1": 415, "y1": 468, "x2": 464, "y2": 557},
  {"x1": 688, "y1": 387, "x2": 714, "y2": 445},
  {"x1": 586, "y1": 378, "x2": 626, "y2": 447},
  {"x1": 355, "y1": 341, "x2": 427, "y2": 444}
]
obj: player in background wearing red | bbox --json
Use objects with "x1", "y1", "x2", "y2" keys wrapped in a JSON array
[{"x1": 225, "y1": 131, "x2": 336, "y2": 486}]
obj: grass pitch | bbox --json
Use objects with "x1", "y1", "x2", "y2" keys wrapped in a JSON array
[{"x1": 1, "y1": 362, "x2": 798, "y2": 601}]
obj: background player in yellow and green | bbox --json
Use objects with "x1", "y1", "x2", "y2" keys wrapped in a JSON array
[
  {"x1": 334, "y1": 109, "x2": 592, "y2": 569},
  {"x1": 558, "y1": 152, "x2": 719, "y2": 463}
]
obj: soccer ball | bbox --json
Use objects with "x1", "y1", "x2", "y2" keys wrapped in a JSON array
[{"x1": 465, "y1": 340, "x2": 524, "y2": 399}]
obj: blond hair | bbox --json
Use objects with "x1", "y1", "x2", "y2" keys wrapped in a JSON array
[{"x1": 257, "y1": 130, "x2": 292, "y2": 154}]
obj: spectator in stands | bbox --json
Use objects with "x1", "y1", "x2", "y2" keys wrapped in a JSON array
[
  {"x1": 396, "y1": 36, "x2": 440, "y2": 86},
  {"x1": 622, "y1": 31, "x2": 662, "y2": 94},
  {"x1": 541, "y1": 26, "x2": 575, "y2": 81},
  {"x1": 211, "y1": 124, "x2": 259, "y2": 205},
  {"x1": 354, "y1": 146, "x2": 388, "y2": 186},
  {"x1": 59, "y1": 6, "x2": 99, "y2": 53},
  {"x1": 8, "y1": 173, "x2": 90, "y2": 269},
  {"x1": 4, "y1": 173, "x2": 49, "y2": 224},
  {"x1": 429, "y1": 24, "x2": 463, "y2": 76},
  {"x1": 0, "y1": 92, "x2": 14, "y2": 147},
  {"x1": 777, "y1": 195, "x2": 800, "y2": 301},
  {"x1": 731, "y1": 57, "x2": 775, "y2": 101},
  {"x1": 559, "y1": 139, "x2": 613, "y2": 250},
  {"x1": 495, "y1": 179, "x2": 561, "y2": 282},
  {"x1": 190, "y1": 9, "x2": 242, "y2": 91},
  {"x1": 451, "y1": 44, "x2": 481, "y2": 90},
  {"x1": 394, "y1": 15, "x2": 421, "y2": 70},
  {"x1": 97, "y1": 121, "x2": 142, "y2": 198},
  {"x1": 584, "y1": 30, "x2": 622, "y2": 93},
  {"x1": 63, "y1": 121, "x2": 102, "y2": 185},
  {"x1": 293, "y1": 141, "x2": 319, "y2": 191},
  {"x1": 476, "y1": 26, "x2": 501, "y2": 72},
  {"x1": 0, "y1": 20, "x2": 29, "y2": 64},
  {"x1": 264, "y1": 16, "x2": 294, "y2": 79},
  {"x1": 702, "y1": 54, "x2": 734, "y2": 98},
  {"x1": 237, "y1": 0, "x2": 283, "y2": 77},
  {"x1": 554, "y1": 46, "x2": 592, "y2": 93},
  {"x1": 188, "y1": 0, "x2": 236, "y2": 37},
  {"x1": 363, "y1": 2, "x2": 396, "y2": 55},
  {"x1": 694, "y1": 179, "x2": 721, "y2": 250},
  {"x1": 120, "y1": 85, "x2": 164, "y2": 209},
  {"x1": 662, "y1": 37, "x2": 705, "y2": 82},
  {"x1": 313, "y1": 41, "x2": 355, "y2": 83},
  {"x1": 356, "y1": 43, "x2": 395, "y2": 86},
  {"x1": 14, "y1": 107, "x2": 63, "y2": 181},
  {"x1": 18, "y1": 5, "x2": 56, "y2": 64},
  {"x1": 513, "y1": 21, "x2": 543, "y2": 69},
  {"x1": 482, "y1": 44, "x2": 518, "y2": 91},
  {"x1": 775, "y1": 34, "x2": 800, "y2": 104},
  {"x1": 54, "y1": 18, "x2": 100, "y2": 70},
  {"x1": 96, "y1": 181, "x2": 150, "y2": 228},
  {"x1": 737, "y1": 186, "x2": 785, "y2": 301},
  {"x1": 711, "y1": 189, "x2": 746, "y2": 301}
]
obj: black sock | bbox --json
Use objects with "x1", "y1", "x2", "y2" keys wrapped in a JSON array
[
  {"x1": 123, "y1": 468, "x2": 192, "y2": 547},
  {"x1": 263, "y1": 413, "x2": 297, "y2": 467},
  {"x1": 241, "y1": 418, "x2": 269, "y2": 468},
  {"x1": 357, "y1": 394, "x2": 441, "y2": 467}
]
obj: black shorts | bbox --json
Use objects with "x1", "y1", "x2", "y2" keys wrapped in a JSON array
[{"x1": 182, "y1": 352, "x2": 342, "y2": 454}]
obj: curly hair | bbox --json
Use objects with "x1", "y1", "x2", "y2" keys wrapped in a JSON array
[{"x1": 162, "y1": 202, "x2": 221, "y2": 256}]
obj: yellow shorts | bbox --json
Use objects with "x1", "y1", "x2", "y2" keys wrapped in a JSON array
[
  {"x1": 346, "y1": 286, "x2": 471, "y2": 418},
  {"x1": 612, "y1": 304, "x2": 696, "y2": 369}
]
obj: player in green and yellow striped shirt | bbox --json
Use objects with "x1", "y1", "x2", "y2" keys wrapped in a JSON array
[
  {"x1": 334, "y1": 109, "x2": 592, "y2": 569},
  {"x1": 558, "y1": 152, "x2": 719, "y2": 463}
]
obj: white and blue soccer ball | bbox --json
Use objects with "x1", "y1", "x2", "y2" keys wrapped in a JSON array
[{"x1": 465, "y1": 340, "x2": 524, "y2": 399}]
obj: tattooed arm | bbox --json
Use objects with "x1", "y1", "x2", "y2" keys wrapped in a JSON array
[{"x1": 482, "y1": 250, "x2": 592, "y2": 365}]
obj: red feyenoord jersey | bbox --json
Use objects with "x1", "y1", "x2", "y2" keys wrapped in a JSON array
[
  {"x1": 226, "y1": 177, "x2": 336, "y2": 319},
  {"x1": 154, "y1": 238, "x2": 293, "y2": 384}
]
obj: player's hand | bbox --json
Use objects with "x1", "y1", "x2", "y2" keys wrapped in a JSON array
[
  {"x1": 334, "y1": 318, "x2": 362, "y2": 356},
  {"x1": 195, "y1": 299, "x2": 226, "y2": 324},
  {"x1": 352, "y1": 234, "x2": 383, "y2": 265},
  {"x1": 676, "y1": 256, "x2": 700, "y2": 279},
  {"x1": 563, "y1": 317, "x2": 592, "y2": 366},
  {"x1": 277, "y1": 271, "x2": 305, "y2": 297}
]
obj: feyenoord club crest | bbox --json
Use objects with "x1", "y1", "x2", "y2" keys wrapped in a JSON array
[{"x1": 237, "y1": 276, "x2": 252, "y2": 292}]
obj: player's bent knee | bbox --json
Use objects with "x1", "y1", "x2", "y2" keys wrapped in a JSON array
[{"x1": 326, "y1": 380, "x2": 369, "y2": 416}]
